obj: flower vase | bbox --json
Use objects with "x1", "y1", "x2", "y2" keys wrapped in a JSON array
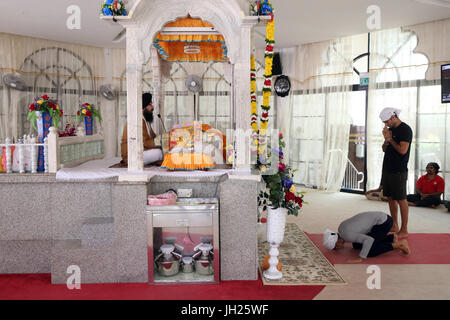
[
  {"x1": 263, "y1": 207, "x2": 287, "y2": 280},
  {"x1": 84, "y1": 116, "x2": 93, "y2": 136},
  {"x1": 35, "y1": 111, "x2": 52, "y2": 172}
]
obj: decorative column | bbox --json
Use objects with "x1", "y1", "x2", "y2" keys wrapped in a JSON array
[
  {"x1": 233, "y1": 21, "x2": 254, "y2": 173},
  {"x1": 126, "y1": 25, "x2": 144, "y2": 171},
  {"x1": 151, "y1": 47, "x2": 163, "y2": 135}
]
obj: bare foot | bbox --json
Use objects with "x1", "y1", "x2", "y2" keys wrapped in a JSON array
[
  {"x1": 390, "y1": 226, "x2": 400, "y2": 233},
  {"x1": 393, "y1": 233, "x2": 398, "y2": 243},
  {"x1": 347, "y1": 257, "x2": 363, "y2": 263},
  {"x1": 397, "y1": 231, "x2": 409, "y2": 239},
  {"x1": 398, "y1": 239, "x2": 410, "y2": 255}
]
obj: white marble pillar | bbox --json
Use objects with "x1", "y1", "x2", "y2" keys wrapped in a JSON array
[
  {"x1": 151, "y1": 47, "x2": 162, "y2": 135},
  {"x1": 102, "y1": 47, "x2": 116, "y2": 158},
  {"x1": 233, "y1": 23, "x2": 253, "y2": 172},
  {"x1": 126, "y1": 26, "x2": 144, "y2": 171}
]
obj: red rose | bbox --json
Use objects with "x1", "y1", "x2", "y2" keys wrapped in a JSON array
[
  {"x1": 278, "y1": 163, "x2": 286, "y2": 172},
  {"x1": 42, "y1": 95, "x2": 49, "y2": 100},
  {"x1": 77, "y1": 111, "x2": 80, "y2": 115},
  {"x1": 264, "y1": 79, "x2": 271, "y2": 86},
  {"x1": 262, "y1": 112, "x2": 269, "y2": 118},
  {"x1": 261, "y1": 218, "x2": 267, "y2": 223},
  {"x1": 49, "y1": 102, "x2": 56, "y2": 109},
  {"x1": 266, "y1": 45, "x2": 274, "y2": 52},
  {"x1": 295, "y1": 197, "x2": 303, "y2": 204},
  {"x1": 285, "y1": 192, "x2": 295, "y2": 202},
  {"x1": 83, "y1": 103, "x2": 89, "y2": 106},
  {"x1": 29, "y1": 104, "x2": 35, "y2": 111},
  {"x1": 86, "y1": 110, "x2": 92, "y2": 117},
  {"x1": 60, "y1": 110, "x2": 63, "y2": 116}
]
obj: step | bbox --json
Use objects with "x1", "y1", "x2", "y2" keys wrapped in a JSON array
[
  {"x1": 51, "y1": 240, "x2": 117, "y2": 284},
  {"x1": 81, "y1": 217, "x2": 114, "y2": 249}
]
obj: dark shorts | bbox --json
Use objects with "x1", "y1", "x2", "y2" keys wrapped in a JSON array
[{"x1": 382, "y1": 171, "x2": 407, "y2": 200}]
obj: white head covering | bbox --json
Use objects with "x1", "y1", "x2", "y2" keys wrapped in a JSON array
[
  {"x1": 379, "y1": 107, "x2": 401, "y2": 122},
  {"x1": 323, "y1": 229, "x2": 338, "y2": 250}
]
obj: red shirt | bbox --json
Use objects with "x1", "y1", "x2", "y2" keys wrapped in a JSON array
[{"x1": 416, "y1": 174, "x2": 445, "y2": 194}]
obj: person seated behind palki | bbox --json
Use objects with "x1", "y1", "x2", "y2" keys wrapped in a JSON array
[
  {"x1": 407, "y1": 162, "x2": 445, "y2": 208},
  {"x1": 120, "y1": 93, "x2": 163, "y2": 166}
]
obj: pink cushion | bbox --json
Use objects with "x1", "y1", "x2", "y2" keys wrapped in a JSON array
[{"x1": 148, "y1": 191, "x2": 177, "y2": 205}]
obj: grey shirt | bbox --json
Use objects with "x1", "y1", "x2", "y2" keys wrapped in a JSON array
[{"x1": 338, "y1": 211, "x2": 388, "y2": 259}]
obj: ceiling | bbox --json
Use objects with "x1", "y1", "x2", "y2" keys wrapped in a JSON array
[{"x1": 0, "y1": 0, "x2": 450, "y2": 49}]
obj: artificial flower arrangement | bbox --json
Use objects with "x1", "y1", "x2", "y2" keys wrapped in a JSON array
[
  {"x1": 259, "y1": 132, "x2": 304, "y2": 216},
  {"x1": 250, "y1": 0, "x2": 274, "y2": 16},
  {"x1": 75, "y1": 103, "x2": 102, "y2": 123},
  {"x1": 101, "y1": 0, "x2": 127, "y2": 16},
  {"x1": 27, "y1": 94, "x2": 63, "y2": 131}
]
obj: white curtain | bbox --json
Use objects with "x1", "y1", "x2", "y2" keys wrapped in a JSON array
[
  {"x1": 367, "y1": 27, "x2": 428, "y2": 194},
  {"x1": 285, "y1": 35, "x2": 364, "y2": 192},
  {"x1": 0, "y1": 33, "x2": 104, "y2": 144}
]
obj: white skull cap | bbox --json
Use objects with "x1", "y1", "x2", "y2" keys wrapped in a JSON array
[
  {"x1": 379, "y1": 107, "x2": 401, "y2": 121},
  {"x1": 323, "y1": 229, "x2": 338, "y2": 250}
]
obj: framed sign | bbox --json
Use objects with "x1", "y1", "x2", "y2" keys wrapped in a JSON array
[{"x1": 442, "y1": 64, "x2": 450, "y2": 104}]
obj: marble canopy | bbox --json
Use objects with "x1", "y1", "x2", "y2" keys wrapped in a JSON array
[{"x1": 107, "y1": 0, "x2": 265, "y2": 176}]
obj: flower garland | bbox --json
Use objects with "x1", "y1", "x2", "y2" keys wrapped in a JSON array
[
  {"x1": 250, "y1": 55, "x2": 258, "y2": 155},
  {"x1": 259, "y1": 15, "x2": 275, "y2": 157}
]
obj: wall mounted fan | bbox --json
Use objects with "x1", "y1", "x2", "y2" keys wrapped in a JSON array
[
  {"x1": 2, "y1": 73, "x2": 27, "y2": 91},
  {"x1": 185, "y1": 75, "x2": 203, "y2": 121},
  {"x1": 99, "y1": 84, "x2": 115, "y2": 100},
  {"x1": 185, "y1": 75, "x2": 203, "y2": 93}
]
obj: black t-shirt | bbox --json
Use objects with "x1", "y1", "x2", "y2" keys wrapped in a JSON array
[{"x1": 383, "y1": 122, "x2": 413, "y2": 173}]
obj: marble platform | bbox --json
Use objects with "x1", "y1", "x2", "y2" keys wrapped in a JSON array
[{"x1": 0, "y1": 171, "x2": 260, "y2": 283}]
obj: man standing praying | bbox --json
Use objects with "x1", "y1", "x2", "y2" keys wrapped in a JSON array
[{"x1": 379, "y1": 107, "x2": 413, "y2": 239}]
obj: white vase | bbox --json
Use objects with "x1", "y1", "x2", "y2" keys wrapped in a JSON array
[{"x1": 263, "y1": 207, "x2": 287, "y2": 280}]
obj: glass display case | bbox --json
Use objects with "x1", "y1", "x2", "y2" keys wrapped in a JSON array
[{"x1": 147, "y1": 198, "x2": 219, "y2": 284}]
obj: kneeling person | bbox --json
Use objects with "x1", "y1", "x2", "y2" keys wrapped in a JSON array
[{"x1": 323, "y1": 211, "x2": 410, "y2": 262}]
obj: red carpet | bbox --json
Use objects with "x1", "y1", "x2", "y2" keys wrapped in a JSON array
[
  {"x1": 0, "y1": 273, "x2": 324, "y2": 300},
  {"x1": 307, "y1": 233, "x2": 450, "y2": 265}
]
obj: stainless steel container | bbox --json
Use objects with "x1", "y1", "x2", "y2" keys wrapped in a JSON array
[
  {"x1": 147, "y1": 198, "x2": 220, "y2": 284},
  {"x1": 156, "y1": 259, "x2": 180, "y2": 276},
  {"x1": 181, "y1": 256, "x2": 194, "y2": 273},
  {"x1": 195, "y1": 259, "x2": 214, "y2": 275}
]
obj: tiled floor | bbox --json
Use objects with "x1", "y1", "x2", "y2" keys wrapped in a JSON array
[{"x1": 287, "y1": 188, "x2": 450, "y2": 300}]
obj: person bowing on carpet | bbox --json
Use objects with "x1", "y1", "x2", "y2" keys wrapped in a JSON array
[{"x1": 323, "y1": 211, "x2": 411, "y2": 263}]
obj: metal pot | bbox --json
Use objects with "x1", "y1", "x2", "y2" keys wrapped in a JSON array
[
  {"x1": 156, "y1": 259, "x2": 180, "y2": 276},
  {"x1": 195, "y1": 259, "x2": 214, "y2": 275},
  {"x1": 181, "y1": 256, "x2": 194, "y2": 273}
]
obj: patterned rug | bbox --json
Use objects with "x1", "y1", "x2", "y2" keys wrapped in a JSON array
[{"x1": 258, "y1": 223, "x2": 347, "y2": 286}]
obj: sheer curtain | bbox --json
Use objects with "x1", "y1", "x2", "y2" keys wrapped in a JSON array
[
  {"x1": 367, "y1": 27, "x2": 428, "y2": 194},
  {"x1": 0, "y1": 33, "x2": 104, "y2": 144},
  {"x1": 286, "y1": 35, "x2": 364, "y2": 192}
]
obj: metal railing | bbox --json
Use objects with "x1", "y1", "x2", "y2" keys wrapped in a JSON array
[{"x1": 341, "y1": 158, "x2": 364, "y2": 191}]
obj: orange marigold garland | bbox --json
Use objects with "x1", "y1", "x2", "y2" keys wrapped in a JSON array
[
  {"x1": 258, "y1": 16, "x2": 275, "y2": 159},
  {"x1": 250, "y1": 55, "x2": 258, "y2": 159}
]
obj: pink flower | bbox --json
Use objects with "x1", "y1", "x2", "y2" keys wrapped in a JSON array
[{"x1": 278, "y1": 163, "x2": 286, "y2": 172}]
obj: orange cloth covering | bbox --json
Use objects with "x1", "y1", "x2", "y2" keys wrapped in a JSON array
[
  {"x1": 153, "y1": 17, "x2": 228, "y2": 62},
  {"x1": 161, "y1": 121, "x2": 225, "y2": 171},
  {"x1": 161, "y1": 153, "x2": 215, "y2": 171}
]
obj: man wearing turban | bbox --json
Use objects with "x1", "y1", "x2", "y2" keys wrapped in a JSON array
[
  {"x1": 120, "y1": 93, "x2": 163, "y2": 166},
  {"x1": 379, "y1": 107, "x2": 413, "y2": 239}
]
